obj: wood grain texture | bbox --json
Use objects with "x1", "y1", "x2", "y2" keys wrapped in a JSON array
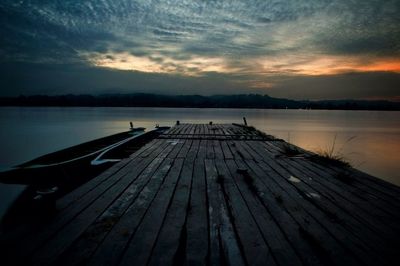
[{"x1": 1, "y1": 123, "x2": 399, "y2": 266}]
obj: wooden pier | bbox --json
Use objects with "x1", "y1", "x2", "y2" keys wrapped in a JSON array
[{"x1": 1, "y1": 123, "x2": 400, "y2": 266}]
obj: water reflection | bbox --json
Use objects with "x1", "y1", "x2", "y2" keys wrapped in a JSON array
[{"x1": 0, "y1": 107, "x2": 399, "y2": 186}]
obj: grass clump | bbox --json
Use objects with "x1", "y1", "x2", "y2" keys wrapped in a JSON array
[
  {"x1": 278, "y1": 133, "x2": 302, "y2": 157},
  {"x1": 312, "y1": 134, "x2": 356, "y2": 167},
  {"x1": 281, "y1": 142, "x2": 302, "y2": 157}
]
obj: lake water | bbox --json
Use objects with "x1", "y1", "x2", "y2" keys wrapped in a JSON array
[{"x1": 1, "y1": 107, "x2": 399, "y2": 186}]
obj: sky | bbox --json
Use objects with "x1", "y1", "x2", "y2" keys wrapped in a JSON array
[{"x1": 0, "y1": 0, "x2": 399, "y2": 100}]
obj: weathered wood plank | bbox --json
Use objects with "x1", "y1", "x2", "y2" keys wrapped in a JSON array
[
  {"x1": 296, "y1": 157, "x2": 400, "y2": 221},
  {"x1": 178, "y1": 139, "x2": 193, "y2": 159},
  {"x1": 248, "y1": 142, "x2": 399, "y2": 237},
  {"x1": 53, "y1": 157, "x2": 174, "y2": 266},
  {"x1": 263, "y1": 140, "x2": 400, "y2": 215},
  {"x1": 192, "y1": 124, "x2": 197, "y2": 134},
  {"x1": 206, "y1": 140, "x2": 215, "y2": 159},
  {"x1": 213, "y1": 140, "x2": 224, "y2": 159},
  {"x1": 2, "y1": 123, "x2": 399, "y2": 266},
  {"x1": 166, "y1": 139, "x2": 186, "y2": 159},
  {"x1": 29, "y1": 155, "x2": 175, "y2": 266},
  {"x1": 225, "y1": 159, "x2": 303, "y2": 266},
  {"x1": 262, "y1": 141, "x2": 400, "y2": 236},
  {"x1": 266, "y1": 141, "x2": 400, "y2": 208},
  {"x1": 185, "y1": 159, "x2": 208, "y2": 265},
  {"x1": 215, "y1": 159, "x2": 277, "y2": 266},
  {"x1": 245, "y1": 141, "x2": 385, "y2": 264},
  {"x1": 233, "y1": 159, "x2": 324, "y2": 266},
  {"x1": 264, "y1": 157, "x2": 391, "y2": 259},
  {"x1": 86, "y1": 158, "x2": 184, "y2": 266},
  {"x1": 205, "y1": 159, "x2": 245, "y2": 266},
  {"x1": 117, "y1": 158, "x2": 185, "y2": 266},
  {"x1": 220, "y1": 140, "x2": 234, "y2": 159},
  {"x1": 2, "y1": 140, "x2": 171, "y2": 266},
  {"x1": 285, "y1": 157, "x2": 400, "y2": 235},
  {"x1": 139, "y1": 139, "x2": 167, "y2": 158},
  {"x1": 51, "y1": 139, "x2": 187, "y2": 266},
  {"x1": 229, "y1": 140, "x2": 252, "y2": 160},
  {"x1": 147, "y1": 156, "x2": 195, "y2": 265},
  {"x1": 183, "y1": 124, "x2": 194, "y2": 134},
  {"x1": 237, "y1": 140, "x2": 262, "y2": 161},
  {"x1": 244, "y1": 156, "x2": 379, "y2": 266},
  {"x1": 186, "y1": 139, "x2": 200, "y2": 161},
  {"x1": 58, "y1": 138, "x2": 164, "y2": 209},
  {"x1": 197, "y1": 139, "x2": 207, "y2": 160},
  {"x1": 29, "y1": 139, "x2": 177, "y2": 264}
]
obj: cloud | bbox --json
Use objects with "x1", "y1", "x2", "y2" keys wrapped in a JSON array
[
  {"x1": 0, "y1": 0, "x2": 399, "y2": 98},
  {"x1": 0, "y1": 61, "x2": 250, "y2": 96},
  {"x1": 2, "y1": 1, "x2": 398, "y2": 61},
  {"x1": 80, "y1": 51, "x2": 233, "y2": 75},
  {"x1": 254, "y1": 54, "x2": 400, "y2": 75}
]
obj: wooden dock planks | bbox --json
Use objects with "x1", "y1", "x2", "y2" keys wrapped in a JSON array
[{"x1": 1, "y1": 123, "x2": 399, "y2": 266}]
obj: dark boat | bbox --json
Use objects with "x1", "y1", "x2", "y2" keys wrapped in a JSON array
[
  {"x1": 0, "y1": 126, "x2": 169, "y2": 224},
  {"x1": 0, "y1": 127, "x2": 169, "y2": 185}
]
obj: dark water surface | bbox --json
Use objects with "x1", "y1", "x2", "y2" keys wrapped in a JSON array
[{"x1": 1, "y1": 107, "x2": 399, "y2": 186}]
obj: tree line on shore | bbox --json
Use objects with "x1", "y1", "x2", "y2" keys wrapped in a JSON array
[{"x1": 0, "y1": 93, "x2": 399, "y2": 110}]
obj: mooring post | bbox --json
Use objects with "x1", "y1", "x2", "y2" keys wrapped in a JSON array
[
  {"x1": 209, "y1": 121, "x2": 213, "y2": 125},
  {"x1": 176, "y1": 120, "x2": 180, "y2": 125},
  {"x1": 243, "y1": 117, "x2": 248, "y2": 126},
  {"x1": 130, "y1": 121, "x2": 133, "y2": 129}
]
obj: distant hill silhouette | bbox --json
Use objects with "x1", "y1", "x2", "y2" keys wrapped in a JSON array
[{"x1": 0, "y1": 93, "x2": 399, "y2": 110}]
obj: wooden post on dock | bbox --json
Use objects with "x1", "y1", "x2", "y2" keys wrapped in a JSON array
[
  {"x1": 243, "y1": 117, "x2": 247, "y2": 126},
  {"x1": 130, "y1": 122, "x2": 133, "y2": 129}
]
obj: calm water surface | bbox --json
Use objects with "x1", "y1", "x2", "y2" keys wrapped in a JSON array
[{"x1": 1, "y1": 107, "x2": 399, "y2": 186}]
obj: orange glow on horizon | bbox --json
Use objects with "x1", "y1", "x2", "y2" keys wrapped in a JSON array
[
  {"x1": 258, "y1": 55, "x2": 400, "y2": 76},
  {"x1": 356, "y1": 60, "x2": 400, "y2": 73},
  {"x1": 81, "y1": 50, "x2": 400, "y2": 77}
]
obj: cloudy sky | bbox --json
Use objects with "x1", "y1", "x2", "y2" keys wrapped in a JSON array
[{"x1": 0, "y1": 0, "x2": 399, "y2": 100}]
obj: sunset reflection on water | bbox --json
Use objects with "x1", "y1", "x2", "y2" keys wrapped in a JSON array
[{"x1": 0, "y1": 107, "x2": 399, "y2": 186}]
